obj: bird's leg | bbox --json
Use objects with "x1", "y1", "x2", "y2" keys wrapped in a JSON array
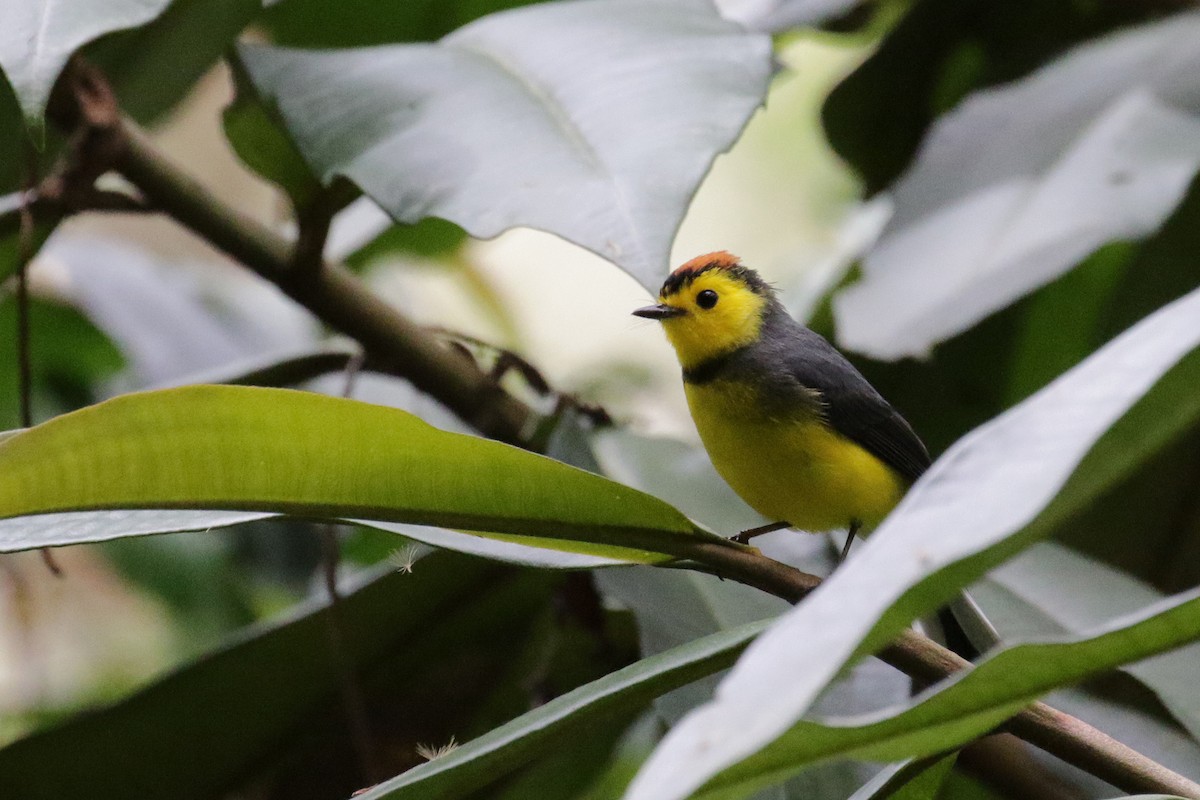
[
  {"x1": 732, "y1": 521, "x2": 790, "y2": 545},
  {"x1": 839, "y1": 520, "x2": 861, "y2": 563}
]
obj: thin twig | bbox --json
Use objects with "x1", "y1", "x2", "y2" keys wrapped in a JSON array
[
  {"x1": 16, "y1": 148, "x2": 63, "y2": 578},
  {"x1": 315, "y1": 351, "x2": 381, "y2": 783},
  {"x1": 290, "y1": 186, "x2": 343, "y2": 282},
  {"x1": 16, "y1": 163, "x2": 33, "y2": 433},
  {"x1": 318, "y1": 526, "x2": 382, "y2": 784}
]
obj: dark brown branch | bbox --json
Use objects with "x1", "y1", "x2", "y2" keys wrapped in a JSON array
[
  {"x1": 682, "y1": 541, "x2": 1200, "y2": 799},
  {"x1": 290, "y1": 183, "x2": 349, "y2": 281}
]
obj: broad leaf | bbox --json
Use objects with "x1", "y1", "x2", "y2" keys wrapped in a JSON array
[
  {"x1": 685, "y1": 588, "x2": 1200, "y2": 798},
  {"x1": 238, "y1": 0, "x2": 771, "y2": 287},
  {"x1": 621, "y1": 284, "x2": 1200, "y2": 799},
  {"x1": 821, "y1": 0, "x2": 1175, "y2": 194},
  {"x1": 0, "y1": 385, "x2": 720, "y2": 563},
  {"x1": 0, "y1": 0, "x2": 173, "y2": 135},
  {"x1": 356, "y1": 620, "x2": 769, "y2": 800},
  {"x1": 593, "y1": 432, "x2": 900, "y2": 798},
  {"x1": 835, "y1": 13, "x2": 1200, "y2": 358}
]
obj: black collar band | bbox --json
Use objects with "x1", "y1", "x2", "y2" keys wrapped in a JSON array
[{"x1": 682, "y1": 346, "x2": 748, "y2": 385}]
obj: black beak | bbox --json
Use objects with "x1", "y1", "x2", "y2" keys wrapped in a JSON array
[{"x1": 632, "y1": 303, "x2": 686, "y2": 320}]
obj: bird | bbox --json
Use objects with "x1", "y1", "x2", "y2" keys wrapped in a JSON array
[{"x1": 632, "y1": 250, "x2": 930, "y2": 561}]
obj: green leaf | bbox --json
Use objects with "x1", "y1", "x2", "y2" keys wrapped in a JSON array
[
  {"x1": 0, "y1": 0, "x2": 173, "y2": 136},
  {"x1": 238, "y1": 0, "x2": 772, "y2": 287},
  {"x1": 0, "y1": 552, "x2": 556, "y2": 800},
  {"x1": 621, "y1": 284, "x2": 1200, "y2": 800},
  {"x1": 354, "y1": 620, "x2": 769, "y2": 800},
  {"x1": 986, "y1": 543, "x2": 1200, "y2": 744},
  {"x1": 342, "y1": 215, "x2": 468, "y2": 268},
  {"x1": 0, "y1": 295, "x2": 125, "y2": 428},
  {"x1": 845, "y1": 755, "x2": 956, "y2": 800},
  {"x1": 221, "y1": 52, "x2": 322, "y2": 212},
  {"x1": 152, "y1": 346, "x2": 360, "y2": 389},
  {"x1": 86, "y1": 0, "x2": 261, "y2": 125},
  {"x1": 0, "y1": 385, "x2": 720, "y2": 563},
  {"x1": 834, "y1": 13, "x2": 1200, "y2": 358},
  {"x1": 688, "y1": 589, "x2": 1200, "y2": 798},
  {"x1": 260, "y1": 0, "x2": 550, "y2": 48}
]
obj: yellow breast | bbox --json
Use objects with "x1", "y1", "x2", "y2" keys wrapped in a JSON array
[{"x1": 685, "y1": 380, "x2": 905, "y2": 533}]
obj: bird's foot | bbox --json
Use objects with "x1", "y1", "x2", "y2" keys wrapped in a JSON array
[
  {"x1": 836, "y1": 521, "x2": 862, "y2": 564},
  {"x1": 732, "y1": 521, "x2": 790, "y2": 545}
]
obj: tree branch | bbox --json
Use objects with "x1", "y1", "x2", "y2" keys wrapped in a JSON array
[
  {"x1": 112, "y1": 121, "x2": 536, "y2": 446},
  {"x1": 682, "y1": 540, "x2": 1200, "y2": 799},
  {"x1": 41, "y1": 59, "x2": 1200, "y2": 800}
]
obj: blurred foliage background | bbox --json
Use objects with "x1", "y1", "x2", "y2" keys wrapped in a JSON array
[{"x1": 2, "y1": 1, "x2": 1200, "y2": 799}]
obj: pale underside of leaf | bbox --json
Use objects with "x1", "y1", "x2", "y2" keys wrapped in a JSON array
[
  {"x1": 238, "y1": 0, "x2": 772, "y2": 287},
  {"x1": 0, "y1": 0, "x2": 171, "y2": 131},
  {"x1": 691, "y1": 589, "x2": 1200, "y2": 798},
  {"x1": 835, "y1": 12, "x2": 1200, "y2": 358}
]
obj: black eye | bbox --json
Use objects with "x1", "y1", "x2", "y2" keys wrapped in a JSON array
[{"x1": 696, "y1": 289, "x2": 718, "y2": 309}]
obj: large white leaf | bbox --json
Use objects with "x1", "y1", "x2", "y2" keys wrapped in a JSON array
[
  {"x1": 238, "y1": 0, "x2": 771, "y2": 287},
  {"x1": 0, "y1": 0, "x2": 172, "y2": 132},
  {"x1": 623, "y1": 284, "x2": 1200, "y2": 800},
  {"x1": 835, "y1": 12, "x2": 1200, "y2": 358}
]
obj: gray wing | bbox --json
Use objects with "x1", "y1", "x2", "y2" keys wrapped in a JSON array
[{"x1": 765, "y1": 319, "x2": 931, "y2": 484}]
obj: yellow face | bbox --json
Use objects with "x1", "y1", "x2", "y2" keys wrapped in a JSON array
[{"x1": 658, "y1": 270, "x2": 768, "y2": 370}]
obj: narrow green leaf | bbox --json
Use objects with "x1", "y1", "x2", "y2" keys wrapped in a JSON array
[
  {"x1": 145, "y1": 345, "x2": 361, "y2": 391},
  {"x1": 696, "y1": 589, "x2": 1200, "y2": 798},
  {"x1": 260, "y1": 0, "x2": 547, "y2": 48},
  {"x1": 238, "y1": 0, "x2": 771, "y2": 287},
  {"x1": 357, "y1": 620, "x2": 769, "y2": 800},
  {"x1": 987, "y1": 543, "x2": 1200, "y2": 744},
  {"x1": 623, "y1": 284, "x2": 1200, "y2": 800},
  {"x1": 221, "y1": 52, "x2": 322, "y2": 211},
  {"x1": 0, "y1": 385, "x2": 715, "y2": 563},
  {"x1": 846, "y1": 755, "x2": 956, "y2": 800}
]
